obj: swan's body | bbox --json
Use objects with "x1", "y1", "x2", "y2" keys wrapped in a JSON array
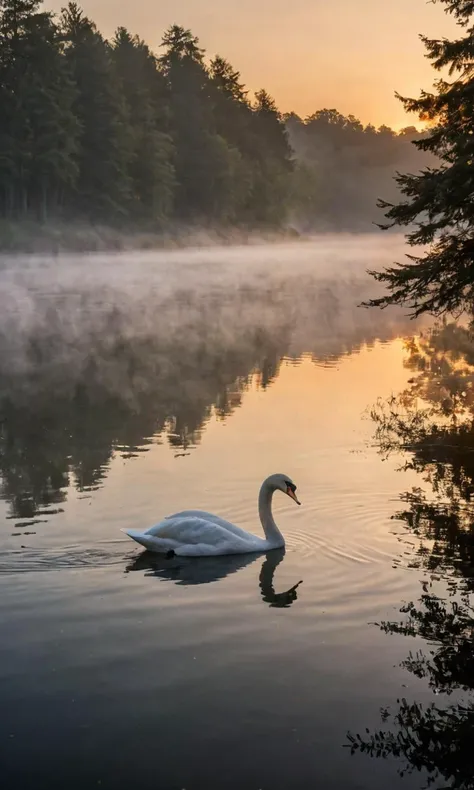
[{"x1": 122, "y1": 473, "x2": 300, "y2": 557}]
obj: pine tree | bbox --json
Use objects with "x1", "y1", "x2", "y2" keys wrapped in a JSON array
[
  {"x1": 367, "y1": 0, "x2": 474, "y2": 316},
  {"x1": 159, "y1": 25, "x2": 213, "y2": 218},
  {"x1": 112, "y1": 28, "x2": 175, "y2": 220},
  {"x1": 246, "y1": 89, "x2": 293, "y2": 225},
  {"x1": 60, "y1": 2, "x2": 133, "y2": 218},
  {"x1": 0, "y1": 0, "x2": 79, "y2": 219},
  {"x1": 209, "y1": 54, "x2": 251, "y2": 149},
  {"x1": 159, "y1": 25, "x2": 247, "y2": 221}
]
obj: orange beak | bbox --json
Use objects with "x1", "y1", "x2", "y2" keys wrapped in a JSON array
[{"x1": 286, "y1": 486, "x2": 301, "y2": 505}]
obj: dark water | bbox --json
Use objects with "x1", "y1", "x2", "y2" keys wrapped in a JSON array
[{"x1": 1, "y1": 237, "x2": 473, "y2": 789}]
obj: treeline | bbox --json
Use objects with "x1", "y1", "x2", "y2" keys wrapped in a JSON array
[
  {"x1": 287, "y1": 111, "x2": 435, "y2": 230},
  {"x1": 0, "y1": 0, "x2": 292, "y2": 226},
  {"x1": 0, "y1": 0, "x2": 433, "y2": 232}
]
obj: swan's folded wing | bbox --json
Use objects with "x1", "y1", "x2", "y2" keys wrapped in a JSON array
[
  {"x1": 148, "y1": 515, "x2": 260, "y2": 556},
  {"x1": 162, "y1": 510, "x2": 254, "y2": 540}
]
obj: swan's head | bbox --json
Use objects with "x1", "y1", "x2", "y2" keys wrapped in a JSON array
[{"x1": 271, "y1": 474, "x2": 301, "y2": 505}]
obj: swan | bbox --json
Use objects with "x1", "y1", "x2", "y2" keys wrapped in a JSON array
[{"x1": 122, "y1": 473, "x2": 300, "y2": 556}]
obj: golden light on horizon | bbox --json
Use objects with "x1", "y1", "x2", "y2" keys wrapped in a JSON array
[{"x1": 48, "y1": 0, "x2": 457, "y2": 129}]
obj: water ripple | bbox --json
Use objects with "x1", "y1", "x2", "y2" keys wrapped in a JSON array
[{"x1": 0, "y1": 541, "x2": 132, "y2": 574}]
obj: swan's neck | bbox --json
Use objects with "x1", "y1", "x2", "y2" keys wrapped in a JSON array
[{"x1": 258, "y1": 481, "x2": 285, "y2": 548}]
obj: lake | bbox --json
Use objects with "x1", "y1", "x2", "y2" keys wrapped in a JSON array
[{"x1": 1, "y1": 236, "x2": 472, "y2": 790}]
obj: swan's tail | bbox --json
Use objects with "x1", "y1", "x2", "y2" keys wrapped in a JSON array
[
  {"x1": 121, "y1": 528, "x2": 175, "y2": 554},
  {"x1": 121, "y1": 528, "x2": 151, "y2": 549}
]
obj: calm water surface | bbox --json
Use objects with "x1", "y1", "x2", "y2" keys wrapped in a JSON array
[{"x1": 1, "y1": 237, "x2": 472, "y2": 789}]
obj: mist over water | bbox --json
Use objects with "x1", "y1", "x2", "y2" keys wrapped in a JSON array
[
  {"x1": 0, "y1": 233, "x2": 416, "y2": 384},
  {"x1": 0, "y1": 234, "x2": 421, "y2": 524},
  {"x1": 1, "y1": 235, "x2": 444, "y2": 790}
]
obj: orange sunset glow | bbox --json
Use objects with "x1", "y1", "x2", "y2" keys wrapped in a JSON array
[{"x1": 47, "y1": 0, "x2": 457, "y2": 127}]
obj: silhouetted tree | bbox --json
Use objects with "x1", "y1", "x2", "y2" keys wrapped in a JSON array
[
  {"x1": 111, "y1": 27, "x2": 175, "y2": 219},
  {"x1": 0, "y1": 0, "x2": 80, "y2": 218},
  {"x1": 60, "y1": 2, "x2": 133, "y2": 217},
  {"x1": 246, "y1": 89, "x2": 293, "y2": 225},
  {"x1": 349, "y1": 321, "x2": 474, "y2": 788},
  {"x1": 159, "y1": 25, "x2": 224, "y2": 220},
  {"x1": 286, "y1": 110, "x2": 433, "y2": 231},
  {"x1": 0, "y1": 2, "x2": 438, "y2": 235},
  {"x1": 208, "y1": 55, "x2": 254, "y2": 217},
  {"x1": 367, "y1": 0, "x2": 474, "y2": 316}
]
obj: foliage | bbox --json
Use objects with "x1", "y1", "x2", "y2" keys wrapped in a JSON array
[
  {"x1": 111, "y1": 27, "x2": 175, "y2": 219},
  {"x1": 286, "y1": 111, "x2": 433, "y2": 231},
  {"x1": 367, "y1": 0, "x2": 474, "y2": 316},
  {"x1": 0, "y1": 0, "x2": 80, "y2": 219},
  {"x1": 348, "y1": 697, "x2": 474, "y2": 789},
  {"x1": 0, "y1": 3, "x2": 434, "y2": 232},
  {"x1": 0, "y1": 7, "x2": 293, "y2": 226},
  {"x1": 60, "y1": 3, "x2": 133, "y2": 217},
  {"x1": 349, "y1": 320, "x2": 474, "y2": 789}
]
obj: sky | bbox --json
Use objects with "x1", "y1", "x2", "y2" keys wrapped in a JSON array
[{"x1": 48, "y1": 0, "x2": 458, "y2": 129}]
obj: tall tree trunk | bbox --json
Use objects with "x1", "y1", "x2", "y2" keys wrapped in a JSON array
[{"x1": 39, "y1": 181, "x2": 48, "y2": 223}]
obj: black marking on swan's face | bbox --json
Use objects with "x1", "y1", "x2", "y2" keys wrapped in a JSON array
[{"x1": 283, "y1": 479, "x2": 300, "y2": 505}]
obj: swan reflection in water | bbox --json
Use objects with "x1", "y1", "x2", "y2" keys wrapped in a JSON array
[{"x1": 125, "y1": 548, "x2": 302, "y2": 608}]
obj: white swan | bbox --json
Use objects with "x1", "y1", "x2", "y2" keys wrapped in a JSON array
[{"x1": 122, "y1": 473, "x2": 300, "y2": 557}]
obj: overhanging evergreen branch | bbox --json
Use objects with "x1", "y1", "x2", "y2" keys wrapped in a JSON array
[{"x1": 369, "y1": 0, "x2": 474, "y2": 317}]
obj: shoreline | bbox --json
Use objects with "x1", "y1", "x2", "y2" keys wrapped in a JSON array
[
  {"x1": 0, "y1": 218, "x2": 392, "y2": 256},
  {"x1": 0, "y1": 219, "x2": 308, "y2": 255}
]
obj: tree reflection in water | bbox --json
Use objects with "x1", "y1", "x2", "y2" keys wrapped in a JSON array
[
  {"x1": 0, "y1": 269, "x2": 418, "y2": 523},
  {"x1": 349, "y1": 322, "x2": 474, "y2": 790}
]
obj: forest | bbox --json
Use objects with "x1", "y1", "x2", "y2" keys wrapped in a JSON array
[{"x1": 0, "y1": 0, "x2": 434, "y2": 242}]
